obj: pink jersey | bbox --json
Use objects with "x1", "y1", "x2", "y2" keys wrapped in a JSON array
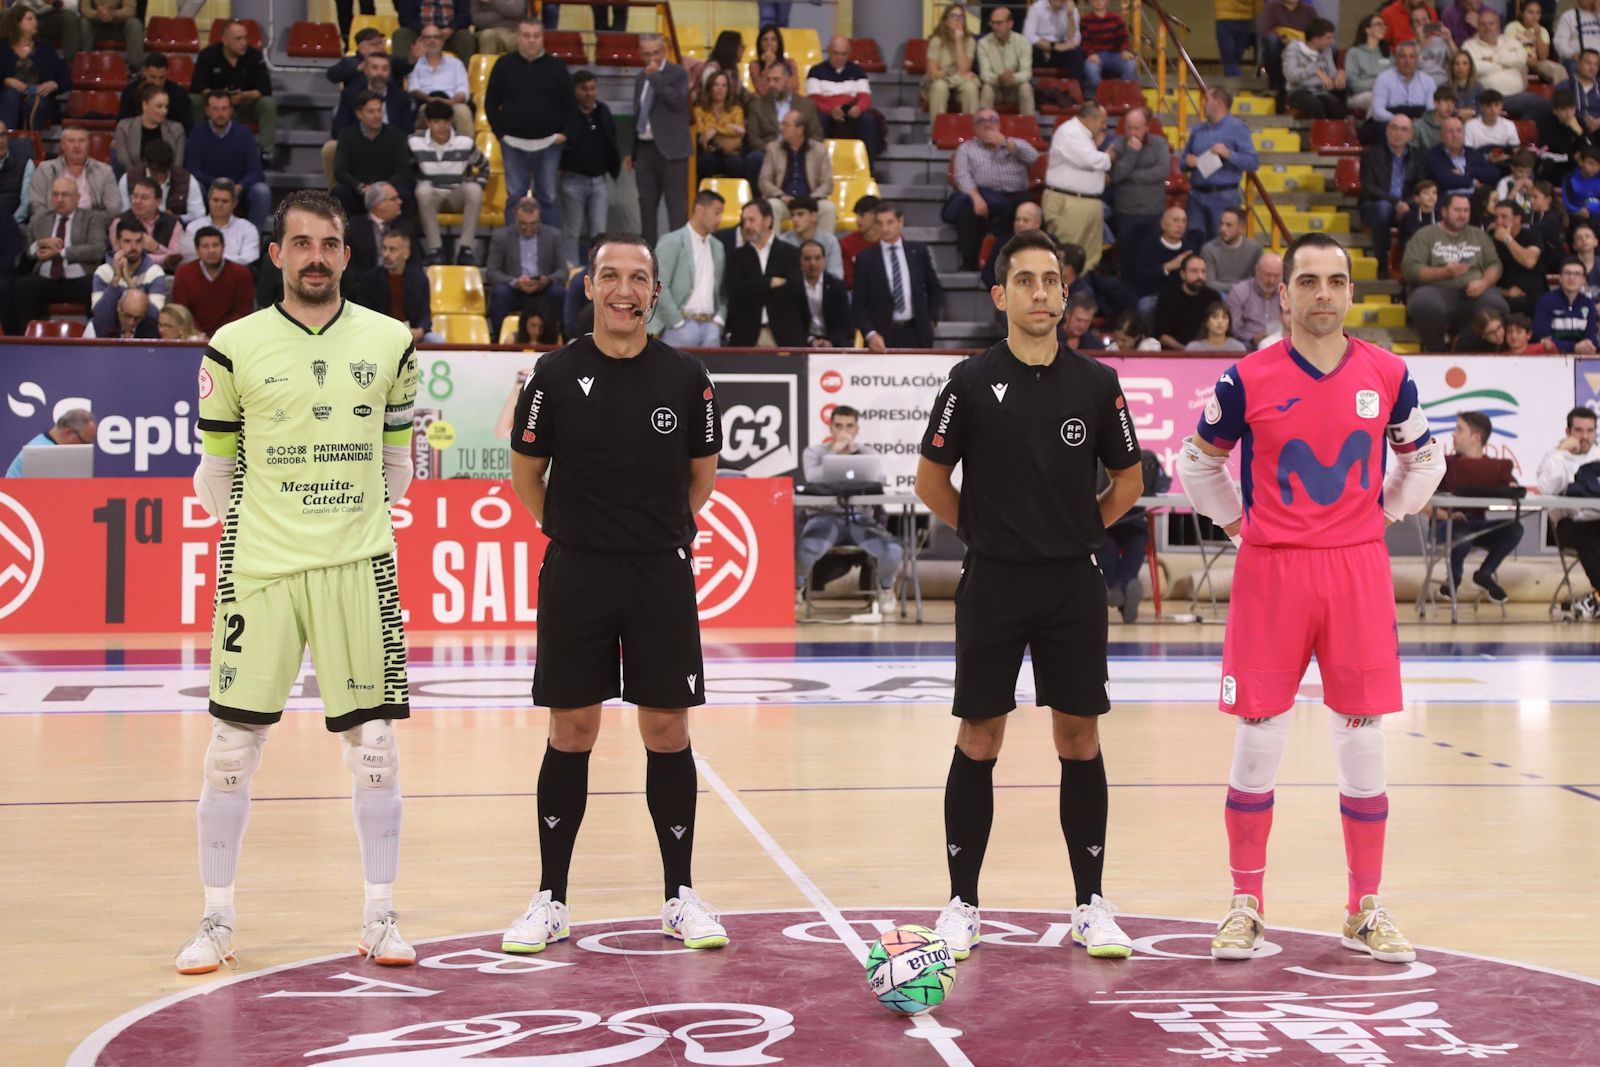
[{"x1": 1195, "y1": 338, "x2": 1431, "y2": 549}]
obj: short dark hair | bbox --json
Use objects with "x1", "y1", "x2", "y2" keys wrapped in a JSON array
[
  {"x1": 1065, "y1": 292, "x2": 1098, "y2": 313},
  {"x1": 873, "y1": 200, "x2": 903, "y2": 219},
  {"x1": 572, "y1": 68, "x2": 596, "y2": 88},
  {"x1": 994, "y1": 228, "x2": 1062, "y2": 286},
  {"x1": 852, "y1": 193, "x2": 880, "y2": 214},
  {"x1": 742, "y1": 198, "x2": 775, "y2": 221},
  {"x1": 1505, "y1": 312, "x2": 1533, "y2": 333},
  {"x1": 354, "y1": 26, "x2": 384, "y2": 44},
  {"x1": 1207, "y1": 85, "x2": 1234, "y2": 108},
  {"x1": 1554, "y1": 87, "x2": 1578, "y2": 111},
  {"x1": 1443, "y1": 189, "x2": 1473, "y2": 209},
  {"x1": 1458, "y1": 410, "x2": 1493, "y2": 444},
  {"x1": 1568, "y1": 405, "x2": 1597, "y2": 429},
  {"x1": 115, "y1": 218, "x2": 146, "y2": 239},
  {"x1": 1057, "y1": 241, "x2": 1087, "y2": 277},
  {"x1": 209, "y1": 177, "x2": 238, "y2": 202},
  {"x1": 1282, "y1": 232, "x2": 1351, "y2": 280},
  {"x1": 1563, "y1": 255, "x2": 1589, "y2": 273},
  {"x1": 142, "y1": 51, "x2": 168, "y2": 69},
  {"x1": 364, "y1": 50, "x2": 391, "y2": 66},
  {"x1": 693, "y1": 188, "x2": 725, "y2": 209},
  {"x1": 831, "y1": 405, "x2": 860, "y2": 421},
  {"x1": 193, "y1": 225, "x2": 225, "y2": 248},
  {"x1": 789, "y1": 195, "x2": 819, "y2": 213},
  {"x1": 142, "y1": 139, "x2": 174, "y2": 170},
  {"x1": 1306, "y1": 17, "x2": 1335, "y2": 38},
  {"x1": 1495, "y1": 198, "x2": 1526, "y2": 219},
  {"x1": 138, "y1": 82, "x2": 169, "y2": 105},
  {"x1": 1479, "y1": 88, "x2": 1505, "y2": 108},
  {"x1": 272, "y1": 189, "x2": 348, "y2": 246},
  {"x1": 1509, "y1": 149, "x2": 1537, "y2": 171},
  {"x1": 354, "y1": 89, "x2": 386, "y2": 112},
  {"x1": 128, "y1": 176, "x2": 162, "y2": 199},
  {"x1": 1583, "y1": 145, "x2": 1600, "y2": 163},
  {"x1": 1415, "y1": 178, "x2": 1439, "y2": 194},
  {"x1": 588, "y1": 232, "x2": 660, "y2": 286},
  {"x1": 1221, "y1": 205, "x2": 1247, "y2": 225},
  {"x1": 799, "y1": 238, "x2": 827, "y2": 256},
  {"x1": 1583, "y1": 48, "x2": 1600, "y2": 61},
  {"x1": 422, "y1": 98, "x2": 453, "y2": 122},
  {"x1": 1433, "y1": 85, "x2": 1457, "y2": 103},
  {"x1": 205, "y1": 87, "x2": 233, "y2": 103}
]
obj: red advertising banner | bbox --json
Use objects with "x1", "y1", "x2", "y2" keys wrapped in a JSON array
[{"x1": 0, "y1": 478, "x2": 795, "y2": 633}]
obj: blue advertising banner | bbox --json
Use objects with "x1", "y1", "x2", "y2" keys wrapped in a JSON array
[
  {"x1": 1578, "y1": 359, "x2": 1600, "y2": 417},
  {"x1": 1, "y1": 343, "x2": 205, "y2": 476}
]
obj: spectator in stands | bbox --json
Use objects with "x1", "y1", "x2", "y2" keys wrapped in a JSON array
[
  {"x1": 758, "y1": 109, "x2": 837, "y2": 233},
  {"x1": 1566, "y1": 144, "x2": 1600, "y2": 217},
  {"x1": 1214, "y1": 0, "x2": 1260, "y2": 79},
  {"x1": 1434, "y1": 411, "x2": 1522, "y2": 603},
  {"x1": 472, "y1": 0, "x2": 523, "y2": 55},
  {"x1": 1225, "y1": 251, "x2": 1284, "y2": 345},
  {"x1": 1425, "y1": 115, "x2": 1499, "y2": 199},
  {"x1": 1152, "y1": 252, "x2": 1214, "y2": 349},
  {"x1": 1403, "y1": 189, "x2": 1508, "y2": 349},
  {"x1": 1455, "y1": 298, "x2": 1507, "y2": 349},
  {"x1": 1347, "y1": 15, "x2": 1394, "y2": 115},
  {"x1": 1371, "y1": 40, "x2": 1433, "y2": 137},
  {"x1": 1538, "y1": 405, "x2": 1600, "y2": 619},
  {"x1": 1466, "y1": 11, "x2": 1552, "y2": 120},
  {"x1": 348, "y1": 185, "x2": 409, "y2": 287},
  {"x1": 79, "y1": 0, "x2": 139, "y2": 60},
  {"x1": 358, "y1": 225, "x2": 441, "y2": 342},
  {"x1": 750, "y1": 25, "x2": 797, "y2": 87},
  {"x1": 924, "y1": 3, "x2": 980, "y2": 116},
  {"x1": 171, "y1": 225, "x2": 252, "y2": 335},
  {"x1": 979, "y1": 5, "x2": 1035, "y2": 115},
  {"x1": 331, "y1": 51, "x2": 413, "y2": 136},
  {"x1": 90, "y1": 218, "x2": 168, "y2": 337},
  {"x1": 1043, "y1": 98, "x2": 1112, "y2": 270},
  {"x1": 694, "y1": 70, "x2": 749, "y2": 180},
  {"x1": 113, "y1": 83, "x2": 185, "y2": 173},
  {"x1": 795, "y1": 405, "x2": 902, "y2": 616},
  {"x1": 1441, "y1": 0, "x2": 1483, "y2": 47},
  {"x1": 1180, "y1": 86, "x2": 1259, "y2": 242},
  {"x1": 1574, "y1": 49, "x2": 1600, "y2": 132},
  {"x1": 1360, "y1": 114, "x2": 1424, "y2": 277},
  {"x1": 1444, "y1": 49, "x2": 1482, "y2": 117},
  {"x1": 119, "y1": 53, "x2": 193, "y2": 130},
  {"x1": 1062, "y1": 291, "x2": 1107, "y2": 350},
  {"x1": 744, "y1": 61, "x2": 822, "y2": 181},
  {"x1": 1414, "y1": 85, "x2": 1457, "y2": 149},
  {"x1": 1489, "y1": 198, "x2": 1546, "y2": 312},
  {"x1": 1024, "y1": 0, "x2": 1084, "y2": 78},
  {"x1": 725, "y1": 197, "x2": 806, "y2": 346},
  {"x1": 406, "y1": 24, "x2": 474, "y2": 136},
  {"x1": 190, "y1": 20, "x2": 275, "y2": 161},
  {"x1": 1505, "y1": 312, "x2": 1538, "y2": 351},
  {"x1": 1057, "y1": 237, "x2": 1132, "y2": 321},
  {"x1": 1532, "y1": 256, "x2": 1600, "y2": 351},
  {"x1": 332, "y1": 91, "x2": 416, "y2": 219},
  {"x1": 1080, "y1": 0, "x2": 1135, "y2": 98},
  {"x1": 515, "y1": 307, "x2": 556, "y2": 345},
  {"x1": 1537, "y1": 88, "x2": 1586, "y2": 184},
  {"x1": 559, "y1": 68, "x2": 618, "y2": 270},
  {"x1": 327, "y1": 28, "x2": 410, "y2": 90},
  {"x1": 183, "y1": 177, "x2": 257, "y2": 266},
  {"x1": 187, "y1": 90, "x2": 270, "y2": 230},
  {"x1": 944, "y1": 108, "x2": 1038, "y2": 271},
  {"x1": 484, "y1": 20, "x2": 575, "y2": 227},
  {"x1": 800, "y1": 236, "x2": 853, "y2": 347},
  {"x1": 809, "y1": 36, "x2": 883, "y2": 165},
  {"x1": 631, "y1": 33, "x2": 690, "y2": 246},
  {"x1": 392, "y1": 0, "x2": 475, "y2": 65},
  {"x1": 1108, "y1": 307, "x2": 1161, "y2": 350},
  {"x1": 5, "y1": 409, "x2": 94, "y2": 477},
  {"x1": 697, "y1": 30, "x2": 748, "y2": 103},
  {"x1": 158, "y1": 302, "x2": 203, "y2": 339},
  {"x1": 411, "y1": 97, "x2": 488, "y2": 266},
  {"x1": 1201, "y1": 205, "x2": 1262, "y2": 295},
  {"x1": 1413, "y1": 8, "x2": 1455, "y2": 88},
  {"x1": 653, "y1": 188, "x2": 727, "y2": 347},
  {"x1": 852, "y1": 200, "x2": 942, "y2": 350},
  {"x1": 1401, "y1": 175, "x2": 1442, "y2": 245},
  {"x1": 778, "y1": 195, "x2": 843, "y2": 277},
  {"x1": 1188, "y1": 300, "x2": 1248, "y2": 351},
  {"x1": 8, "y1": 176, "x2": 104, "y2": 334},
  {"x1": 1126, "y1": 204, "x2": 1198, "y2": 313},
  {"x1": 1260, "y1": 0, "x2": 1318, "y2": 92},
  {"x1": 114, "y1": 175, "x2": 184, "y2": 272},
  {"x1": 121, "y1": 139, "x2": 201, "y2": 225},
  {"x1": 485, "y1": 196, "x2": 567, "y2": 339},
  {"x1": 840, "y1": 191, "x2": 881, "y2": 288},
  {"x1": 1570, "y1": 219, "x2": 1600, "y2": 293},
  {"x1": 1285, "y1": 18, "x2": 1347, "y2": 119},
  {"x1": 1555, "y1": 0, "x2": 1600, "y2": 72},
  {"x1": 1108, "y1": 105, "x2": 1169, "y2": 262},
  {"x1": 1510, "y1": 1, "x2": 1566, "y2": 86},
  {"x1": 0, "y1": 120, "x2": 31, "y2": 224},
  {"x1": 0, "y1": 7, "x2": 67, "y2": 131},
  {"x1": 1383, "y1": 0, "x2": 1434, "y2": 45}
]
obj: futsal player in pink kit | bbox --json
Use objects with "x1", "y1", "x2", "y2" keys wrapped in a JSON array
[{"x1": 1176, "y1": 233, "x2": 1446, "y2": 964}]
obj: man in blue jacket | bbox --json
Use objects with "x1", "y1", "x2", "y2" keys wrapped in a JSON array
[
  {"x1": 1533, "y1": 257, "x2": 1600, "y2": 353},
  {"x1": 1180, "y1": 86, "x2": 1259, "y2": 242}
]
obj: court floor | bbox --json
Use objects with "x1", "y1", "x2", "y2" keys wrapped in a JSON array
[{"x1": 4, "y1": 613, "x2": 1599, "y2": 1065}]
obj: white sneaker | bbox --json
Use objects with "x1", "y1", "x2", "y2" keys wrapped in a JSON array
[
  {"x1": 876, "y1": 587, "x2": 898, "y2": 616},
  {"x1": 662, "y1": 885, "x2": 729, "y2": 949},
  {"x1": 1071, "y1": 894, "x2": 1133, "y2": 958},
  {"x1": 933, "y1": 896, "x2": 980, "y2": 960},
  {"x1": 175, "y1": 914, "x2": 237, "y2": 975},
  {"x1": 358, "y1": 911, "x2": 416, "y2": 966},
  {"x1": 502, "y1": 889, "x2": 571, "y2": 954}
]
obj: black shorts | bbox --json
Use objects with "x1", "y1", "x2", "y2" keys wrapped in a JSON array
[
  {"x1": 533, "y1": 542, "x2": 706, "y2": 709},
  {"x1": 952, "y1": 553, "x2": 1110, "y2": 720}
]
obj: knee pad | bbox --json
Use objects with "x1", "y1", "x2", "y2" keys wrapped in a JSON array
[
  {"x1": 343, "y1": 719, "x2": 399, "y2": 790},
  {"x1": 204, "y1": 720, "x2": 265, "y2": 791},
  {"x1": 1329, "y1": 712, "x2": 1386, "y2": 796},
  {"x1": 1227, "y1": 714, "x2": 1293, "y2": 793}
]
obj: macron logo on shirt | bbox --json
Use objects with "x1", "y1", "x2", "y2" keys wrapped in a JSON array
[{"x1": 578, "y1": 376, "x2": 595, "y2": 396}]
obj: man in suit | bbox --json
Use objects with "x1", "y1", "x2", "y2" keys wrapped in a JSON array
[
  {"x1": 356, "y1": 226, "x2": 442, "y2": 342},
  {"x1": 742, "y1": 63, "x2": 823, "y2": 183},
  {"x1": 344, "y1": 183, "x2": 408, "y2": 296},
  {"x1": 1360, "y1": 114, "x2": 1427, "y2": 278},
  {"x1": 800, "y1": 238, "x2": 853, "y2": 347},
  {"x1": 853, "y1": 201, "x2": 943, "y2": 350},
  {"x1": 28, "y1": 128, "x2": 118, "y2": 231},
  {"x1": 8, "y1": 177, "x2": 108, "y2": 335},
  {"x1": 632, "y1": 33, "x2": 691, "y2": 246},
  {"x1": 485, "y1": 196, "x2": 570, "y2": 337},
  {"x1": 723, "y1": 199, "x2": 806, "y2": 347},
  {"x1": 652, "y1": 189, "x2": 727, "y2": 347}
]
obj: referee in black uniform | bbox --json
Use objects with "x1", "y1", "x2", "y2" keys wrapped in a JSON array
[
  {"x1": 502, "y1": 232, "x2": 731, "y2": 954},
  {"x1": 916, "y1": 229, "x2": 1146, "y2": 963}
]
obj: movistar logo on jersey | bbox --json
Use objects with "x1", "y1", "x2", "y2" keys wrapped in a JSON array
[{"x1": 1277, "y1": 431, "x2": 1372, "y2": 506}]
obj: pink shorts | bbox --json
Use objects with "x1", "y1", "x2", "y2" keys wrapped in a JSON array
[{"x1": 1220, "y1": 540, "x2": 1402, "y2": 718}]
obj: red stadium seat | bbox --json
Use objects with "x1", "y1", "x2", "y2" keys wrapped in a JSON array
[
  {"x1": 1335, "y1": 156, "x2": 1360, "y2": 196},
  {"x1": 287, "y1": 21, "x2": 342, "y2": 58},
  {"x1": 71, "y1": 50, "x2": 127, "y2": 89},
  {"x1": 25, "y1": 320, "x2": 86, "y2": 338},
  {"x1": 978, "y1": 233, "x2": 996, "y2": 269},
  {"x1": 1027, "y1": 153, "x2": 1047, "y2": 189},
  {"x1": 1166, "y1": 155, "x2": 1188, "y2": 196},
  {"x1": 46, "y1": 303, "x2": 89, "y2": 318},
  {"x1": 64, "y1": 90, "x2": 120, "y2": 130},
  {"x1": 9, "y1": 130, "x2": 44, "y2": 163},
  {"x1": 211, "y1": 18, "x2": 262, "y2": 48},
  {"x1": 594, "y1": 32, "x2": 640, "y2": 66},
  {"x1": 166, "y1": 53, "x2": 196, "y2": 85},
  {"x1": 145, "y1": 17, "x2": 200, "y2": 54},
  {"x1": 1096, "y1": 79, "x2": 1143, "y2": 116},
  {"x1": 999, "y1": 113, "x2": 1047, "y2": 149},
  {"x1": 87, "y1": 130, "x2": 114, "y2": 163},
  {"x1": 1310, "y1": 118, "x2": 1361, "y2": 156},
  {"x1": 546, "y1": 30, "x2": 587, "y2": 64},
  {"x1": 1524, "y1": 80, "x2": 1554, "y2": 99},
  {"x1": 1515, "y1": 119, "x2": 1537, "y2": 145},
  {"x1": 1037, "y1": 76, "x2": 1083, "y2": 115},
  {"x1": 849, "y1": 37, "x2": 886, "y2": 74},
  {"x1": 902, "y1": 38, "x2": 927, "y2": 75},
  {"x1": 931, "y1": 112, "x2": 975, "y2": 149}
]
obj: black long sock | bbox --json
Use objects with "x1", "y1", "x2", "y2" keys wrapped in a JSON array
[
  {"x1": 536, "y1": 745, "x2": 590, "y2": 903},
  {"x1": 646, "y1": 745, "x2": 697, "y2": 900},
  {"x1": 1060, "y1": 752, "x2": 1108, "y2": 907},
  {"x1": 944, "y1": 746, "x2": 996, "y2": 906}
]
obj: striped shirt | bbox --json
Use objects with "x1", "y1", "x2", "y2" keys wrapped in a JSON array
[
  {"x1": 952, "y1": 136, "x2": 1039, "y2": 194},
  {"x1": 407, "y1": 131, "x2": 488, "y2": 190},
  {"x1": 1080, "y1": 12, "x2": 1128, "y2": 55}
]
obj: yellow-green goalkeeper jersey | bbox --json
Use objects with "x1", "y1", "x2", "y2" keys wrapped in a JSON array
[{"x1": 198, "y1": 300, "x2": 419, "y2": 582}]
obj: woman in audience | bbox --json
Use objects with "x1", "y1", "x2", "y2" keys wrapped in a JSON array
[
  {"x1": 1453, "y1": 306, "x2": 1506, "y2": 351},
  {"x1": 698, "y1": 30, "x2": 748, "y2": 106},
  {"x1": 1530, "y1": 180, "x2": 1568, "y2": 272},
  {"x1": 1186, "y1": 302, "x2": 1248, "y2": 352},
  {"x1": 1346, "y1": 15, "x2": 1393, "y2": 114},
  {"x1": 924, "y1": 3, "x2": 979, "y2": 115},
  {"x1": 0, "y1": 6, "x2": 69, "y2": 131},
  {"x1": 516, "y1": 309, "x2": 557, "y2": 346},
  {"x1": 113, "y1": 82, "x2": 186, "y2": 172},
  {"x1": 1413, "y1": 6, "x2": 1457, "y2": 88},
  {"x1": 1445, "y1": 49, "x2": 1481, "y2": 119},
  {"x1": 749, "y1": 24, "x2": 795, "y2": 85},
  {"x1": 1507, "y1": 0, "x2": 1565, "y2": 86},
  {"x1": 1109, "y1": 309, "x2": 1162, "y2": 352},
  {"x1": 694, "y1": 70, "x2": 748, "y2": 180},
  {"x1": 158, "y1": 303, "x2": 204, "y2": 341}
]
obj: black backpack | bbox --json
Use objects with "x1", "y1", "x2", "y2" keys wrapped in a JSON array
[{"x1": 1565, "y1": 460, "x2": 1600, "y2": 498}]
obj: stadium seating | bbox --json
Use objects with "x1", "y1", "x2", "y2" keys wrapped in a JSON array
[
  {"x1": 826, "y1": 138, "x2": 870, "y2": 179},
  {"x1": 435, "y1": 314, "x2": 492, "y2": 344},
  {"x1": 829, "y1": 177, "x2": 880, "y2": 232},
  {"x1": 1515, "y1": 119, "x2": 1537, "y2": 146},
  {"x1": 427, "y1": 267, "x2": 488, "y2": 315},
  {"x1": 211, "y1": 18, "x2": 261, "y2": 48},
  {"x1": 1096, "y1": 79, "x2": 1144, "y2": 117},
  {"x1": 931, "y1": 112, "x2": 975, "y2": 149},
  {"x1": 849, "y1": 38, "x2": 886, "y2": 74},
  {"x1": 144, "y1": 17, "x2": 200, "y2": 54},
  {"x1": 699, "y1": 177, "x2": 751, "y2": 230},
  {"x1": 167, "y1": 54, "x2": 196, "y2": 86},
  {"x1": 64, "y1": 90, "x2": 120, "y2": 131},
  {"x1": 347, "y1": 14, "x2": 397, "y2": 53},
  {"x1": 9, "y1": 130, "x2": 43, "y2": 163},
  {"x1": 287, "y1": 21, "x2": 342, "y2": 58},
  {"x1": 1335, "y1": 157, "x2": 1360, "y2": 197},
  {"x1": 498, "y1": 316, "x2": 521, "y2": 344},
  {"x1": 902, "y1": 39, "x2": 927, "y2": 75},
  {"x1": 546, "y1": 31, "x2": 587, "y2": 64},
  {"x1": 787, "y1": 28, "x2": 824, "y2": 73},
  {"x1": 71, "y1": 51, "x2": 127, "y2": 90},
  {"x1": 594, "y1": 33, "x2": 642, "y2": 67},
  {"x1": 87, "y1": 131, "x2": 114, "y2": 163},
  {"x1": 1310, "y1": 119, "x2": 1361, "y2": 156},
  {"x1": 999, "y1": 113, "x2": 1046, "y2": 149},
  {"x1": 25, "y1": 320, "x2": 86, "y2": 338}
]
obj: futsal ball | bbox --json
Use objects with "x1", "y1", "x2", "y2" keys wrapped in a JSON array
[{"x1": 865, "y1": 924, "x2": 957, "y2": 1015}]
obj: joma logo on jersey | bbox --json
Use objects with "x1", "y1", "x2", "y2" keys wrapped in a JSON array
[
  {"x1": 349, "y1": 361, "x2": 377, "y2": 388},
  {"x1": 1278, "y1": 431, "x2": 1372, "y2": 506}
]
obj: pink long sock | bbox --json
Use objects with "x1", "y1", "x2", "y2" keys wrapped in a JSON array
[
  {"x1": 1340, "y1": 792, "x2": 1389, "y2": 913},
  {"x1": 1225, "y1": 788, "x2": 1274, "y2": 907}
]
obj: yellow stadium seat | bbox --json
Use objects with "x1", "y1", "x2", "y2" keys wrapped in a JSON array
[
  {"x1": 826, "y1": 138, "x2": 870, "y2": 179},
  {"x1": 1349, "y1": 254, "x2": 1378, "y2": 281},
  {"x1": 468, "y1": 53, "x2": 499, "y2": 102},
  {"x1": 829, "y1": 177, "x2": 880, "y2": 233},
  {"x1": 1390, "y1": 341, "x2": 1421, "y2": 353},
  {"x1": 1277, "y1": 207, "x2": 1350, "y2": 233},
  {"x1": 1252, "y1": 128, "x2": 1301, "y2": 153},
  {"x1": 699, "y1": 177, "x2": 752, "y2": 228},
  {"x1": 498, "y1": 315, "x2": 521, "y2": 344},
  {"x1": 786, "y1": 27, "x2": 823, "y2": 73},
  {"x1": 436, "y1": 172, "x2": 506, "y2": 229},
  {"x1": 1344, "y1": 301, "x2": 1406, "y2": 329},
  {"x1": 426, "y1": 266, "x2": 487, "y2": 315},
  {"x1": 435, "y1": 314, "x2": 492, "y2": 344},
  {"x1": 347, "y1": 14, "x2": 397, "y2": 53},
  {"x1": 1233, "y1": 92, "x2": 1277, "y2": 115},
  {"x1": 1257, "y1": 165, "x2": 1326, "y2": 193},
  {"x1": 476, "y1": 131, "x2": 501, "y2": 172}
]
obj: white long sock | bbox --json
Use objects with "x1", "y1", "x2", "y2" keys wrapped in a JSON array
[
  {"x1": 197, "y1": 782, "x2": 250, "y2": 925},
  {"x1": 353, "y1": 782, "x2": 402, "y2": 924}
]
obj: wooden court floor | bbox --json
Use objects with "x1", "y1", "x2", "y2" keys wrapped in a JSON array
[{"x1": 3, "y1": 614, "x2": 1598, "y2": 1063}]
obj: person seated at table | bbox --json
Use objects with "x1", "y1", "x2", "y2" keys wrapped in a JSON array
[
  {"x1": 795, "y1": 404, "x2": 903, "y2": 620},
  {"x1": 1434, "y1": 410, "x2": 1522, "y2": 604},
  {"x1": 1536, "y1": 405, "x2": 1600, "y2": 620},
  {"x1": 1096, "y1": 450, "x2": 1167, "y2": 623}
]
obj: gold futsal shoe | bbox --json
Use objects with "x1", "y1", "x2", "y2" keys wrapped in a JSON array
[
  {"x1": 1341, "y1": 895, "x2": 1417, "y2": 963},
  {"x1": 1211, "y1": 894, "x2": 1266, "y2": 960}
]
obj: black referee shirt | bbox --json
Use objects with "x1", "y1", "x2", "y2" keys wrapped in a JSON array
[
  {"x1": 510, "y1": 336, "x2": 722, "y2": 553},
  {"x1": 920, "y1": 342, "x2": 1141, "y2": 562}
]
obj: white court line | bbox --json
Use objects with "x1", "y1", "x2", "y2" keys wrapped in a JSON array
[{"x1": 695, "y1": 754, "x2": 974, "y2": 1066}]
